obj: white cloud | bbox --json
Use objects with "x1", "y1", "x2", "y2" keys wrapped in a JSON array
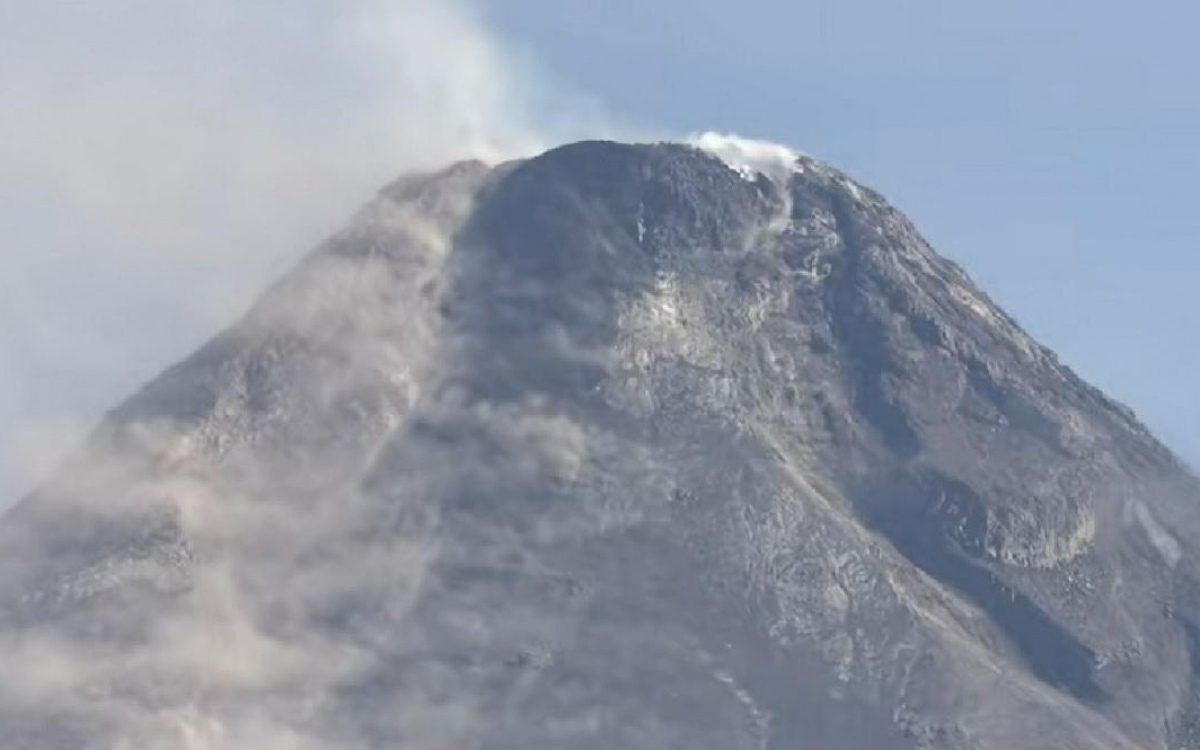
[
  {"x1": 0, "y1": 1, "x2": 546, "y2": 264},
  {"x1": 0, "y1": 0, "x2": 606, "y2": 503}
]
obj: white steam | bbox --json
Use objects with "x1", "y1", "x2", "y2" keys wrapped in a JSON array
[
  {"x1": 687, "y1": 132, "x2": 805, "y2": 185},
  {"x1": 0, "y1": 0, "x2": 601, "y2": 503}
]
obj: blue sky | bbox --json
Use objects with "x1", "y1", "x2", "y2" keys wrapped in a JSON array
[{"x1": 1, "y1": 0, "x2": 1197, "y2": 499}]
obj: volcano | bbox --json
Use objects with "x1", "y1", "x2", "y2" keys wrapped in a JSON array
[{"x1": 3, "y1": 137, "x2": 1199, "y2": 749}]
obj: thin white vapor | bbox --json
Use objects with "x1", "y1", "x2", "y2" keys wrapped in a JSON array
[{"x1": 0, "y1": 0, "x2": 607, "y2": 502}]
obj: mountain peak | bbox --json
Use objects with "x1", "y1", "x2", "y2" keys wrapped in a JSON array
[
  {"x1": 686, "y1": 131, "x2": 805, "y2": 184},
  {"x1": 2, "y1": 139, "x2": 1199, "y2": 750}
]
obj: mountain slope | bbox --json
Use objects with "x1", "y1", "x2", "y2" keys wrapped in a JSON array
[{"x1": 2, "y1": 138, "x2": 1199, "y2": 749}]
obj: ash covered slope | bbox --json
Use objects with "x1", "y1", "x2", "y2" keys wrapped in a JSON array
[{"x1": 3, "y1": 138, "x2": 1200, "y2": 749}]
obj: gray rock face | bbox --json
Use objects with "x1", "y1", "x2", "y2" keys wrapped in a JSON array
[{"x1": 3, "y1": 139, "x2": 1200, "y2": 749}]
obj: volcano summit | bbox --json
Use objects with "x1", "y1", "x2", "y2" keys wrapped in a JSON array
[{"x1": 3, "y1": 138, "x2": 1199, "y2": 749}]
